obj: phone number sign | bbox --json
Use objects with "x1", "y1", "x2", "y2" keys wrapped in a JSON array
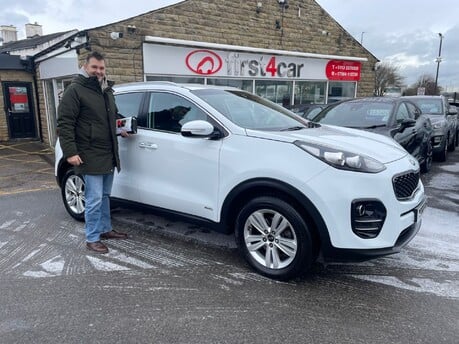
[{"x1": 326, "y1": 60, "x2": 361, "y2": 81}]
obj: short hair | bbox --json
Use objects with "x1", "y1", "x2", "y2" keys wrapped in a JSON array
[{"x1": 86, "y1": 51, "x2": 105, "y2": 63}]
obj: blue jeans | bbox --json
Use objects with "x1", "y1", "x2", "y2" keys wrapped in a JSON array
[{"x1": 83, "y1": 173, "x2": 114, "y2": 243}]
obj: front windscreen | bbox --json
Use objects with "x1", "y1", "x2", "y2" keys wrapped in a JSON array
[
  {"x1": 408, "y1": 99, "x2": 442, "y2": 115},
  {"x1": 313, "y1": 101, "x2": 393, "y2": 128},
  {"x1": 192, "y1": 88, "x2": 308, "y2": 131}
]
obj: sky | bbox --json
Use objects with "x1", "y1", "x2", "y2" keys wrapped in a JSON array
[{"x1": 1, "y1": 0, "x2": 458, "y2": 91}]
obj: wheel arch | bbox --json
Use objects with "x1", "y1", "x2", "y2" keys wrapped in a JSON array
[
  {"x1": 220, "y1": 178, "x2": 330, "y2": 248},
  {"x1": 56, "y1": 158, "x2": 73, "y2": 187}
]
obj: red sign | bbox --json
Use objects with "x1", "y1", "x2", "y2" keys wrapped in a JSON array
[
  {"x1": 185, "y1": 49, "x2": 223, "y2": 75},
  {"x1": 325, "y1": 60, "x2": 361, "y2": 81}
]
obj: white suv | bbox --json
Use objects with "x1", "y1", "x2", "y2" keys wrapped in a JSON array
[{"x1": 55, "y1": 82, "x2": 426, "y2": 280}]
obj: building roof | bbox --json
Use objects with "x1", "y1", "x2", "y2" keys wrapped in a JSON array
[
  {"x1": 0, "y1": 53, "x2": 28, "y2": 70},
  {"x1": 0, "y1": 30, "x2": 74, "y2": 53}
]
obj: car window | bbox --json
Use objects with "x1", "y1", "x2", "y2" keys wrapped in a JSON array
[
  {"x1": 315, "y1": 101, "x2": 392, "y2": 127},
  {"x1": 405, "y1": 102, "x2": 420, "y2": 119},
  {"x1": 306, "y1": 107, "x2": 323, "y2": 120},
  {"x1": 114, "y1": 92, "x2": 144, "y2": 119},
  {"x1": 147, "y1": 93, "x2": 208, "y2": 133},
  {"x1": 395, "y1": 103, "x2": 410, "y2": 123},
  {"x1": 409, "y1": 99, "x2": 442, "y2": 115}
]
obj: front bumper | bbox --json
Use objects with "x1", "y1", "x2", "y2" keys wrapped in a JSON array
[{"x1": 320, "y1": 198, "x2": 425, "y2": 262}]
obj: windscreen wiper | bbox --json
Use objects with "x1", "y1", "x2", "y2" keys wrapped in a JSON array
[
  {"x1": 280, "y1": 126, "x2": 306, "y2": 131},
  {"x1": 363, "y1": 124, "x2": 387, "y2": 129}
]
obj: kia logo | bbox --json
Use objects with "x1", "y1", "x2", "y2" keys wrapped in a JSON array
[{"x1": 185, "y1": 50, "x2": 223, "y2": 75}]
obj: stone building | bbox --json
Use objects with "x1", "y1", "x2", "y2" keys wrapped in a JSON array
[
  {"x1": 0, "y1": 54, "x2": 37, "y2": 141},
  {"x1": 4, "y1": 0, "x2": 379, "y2": 147},
  {"x1": 0, "y1": 29, "x2": 77, "y2": 142}
]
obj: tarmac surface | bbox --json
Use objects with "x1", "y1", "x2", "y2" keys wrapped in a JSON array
[
  {"x1": 0, "y1": 140, "x2": 457, "y2": 344},
  {"x1": 0, "y1": 141, "x2": 56, "y2": 196}
]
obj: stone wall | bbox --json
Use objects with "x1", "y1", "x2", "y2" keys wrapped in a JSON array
[
  {"x1": 37, "y1": 0, "x2": 378, "y2": 146},
  {"x1": 79, "y1": 0, "x2": 377, "y2": 94},
  {"x1": 0, "y1": 70, "x2": 35, "y2": 142}
]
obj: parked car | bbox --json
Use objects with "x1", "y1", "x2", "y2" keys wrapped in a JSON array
[
  {"x1": 447, "y1": 101, "x2": 459, "y2": 146},
  {"x1": 309, "y1": 97, "x2": 433, "y2": 173},
  {"x1": 55, "y1": 82, "x2": 426, "y2": 280},
  {"x1": 290, "y1": 104, "x2": 330, "y2": 120},
  {"x1": 403, "y1": 95, "x2": 457, "y2": 161}
]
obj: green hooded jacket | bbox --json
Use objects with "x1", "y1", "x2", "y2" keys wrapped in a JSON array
[{"x1": 57, "y1": 74, "x2": 120, "y2": 175}]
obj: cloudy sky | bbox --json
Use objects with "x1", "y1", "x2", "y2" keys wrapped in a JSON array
[{"x1": 1, "y1": 0, "x2": 458, "y2": 91}]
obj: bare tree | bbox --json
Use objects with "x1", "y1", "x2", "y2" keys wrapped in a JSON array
[
  {"x1": 404, "y1": 74, "x2": 441, "y2": 96},
  {"x1": 374, "y1": 62, "x2": 405, "y2": 96}
]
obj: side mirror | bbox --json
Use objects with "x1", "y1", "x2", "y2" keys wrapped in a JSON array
[
  {"x1": 399, "y1": 118, "x2": 416, "y2": 130},
  {"x1": 448, "y1": 106, "x2": 458, "y2": 115},
  {"x1": 181, "y1": 120, "x2": 221, "y2": 139}
]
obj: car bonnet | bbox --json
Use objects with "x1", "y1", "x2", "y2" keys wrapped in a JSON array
[{"x1": 245, "y1": 124, "x2": 408, "y2": 164}]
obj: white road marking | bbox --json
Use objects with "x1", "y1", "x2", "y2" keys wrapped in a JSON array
[
  {"x1": 86, "y1": 255, "x2": 130, "y2": 272},
  {"x1": 0, "y1": 220, "x2": 15, "y2": 229},
  {"x1": 351, "y1": 275, "x2": 459, "y2": 299}
]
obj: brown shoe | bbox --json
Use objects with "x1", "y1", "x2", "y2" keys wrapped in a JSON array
[
  {"x1": 100, "y1": 230, "x2": 128, "y2": 240},
  {"x1": 86, "y1": 241, "x2": 109, "y2": 254}
]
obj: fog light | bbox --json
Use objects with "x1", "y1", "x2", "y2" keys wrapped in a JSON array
[{"x1": 351, "y1": 200, "x2": 386, "y2": 238}]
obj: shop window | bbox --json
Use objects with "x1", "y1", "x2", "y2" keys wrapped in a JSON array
[
  {"x1": 44, "y1": 77, "x2": 72, "y2": 147},
  {"x1": 146, "y1": 75, "x2": 205, "y2": 84},
  {"x1": 328, "y1": 82, "x2": 356, "y2": 103},
  {"x1": 206, "y1": 78, "x2": 253, "y2": 92},
  {"x1": 294, "y1": 81, "x2": 326, "y2": 108},
  {"x1": 254, "y1": 80, "x2": 293, "y2": 108}
]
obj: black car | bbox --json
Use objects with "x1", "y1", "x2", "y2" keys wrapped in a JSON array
[
  {"x1": 403, "y1": 95, "x2": 457, "y2": 162},
  {"x1": 310, "y1": 97, "x2": 433, "y2": 173}
]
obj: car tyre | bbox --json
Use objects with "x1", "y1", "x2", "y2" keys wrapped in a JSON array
[
  {"x1": 434, "y1": 139, "x2": 448, "y2": 162},
  {"x1": 448, "y1": 133, "x2": 456, "y2": 151},
  {"x1": 420, "y1": 140, "x2": 433, "y2": 174},
  {"x1": 235, "y1": 196, "x2": 316, "y2": 280},
  {"x1": 61, "y1": 169, "x2": 85, "y2": 222}
]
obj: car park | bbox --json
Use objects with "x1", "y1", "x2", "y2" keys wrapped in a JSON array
[
  {"x1": 309, "y1": 97, "x2": 434, "y2": 173},
  {"x1": 403, "y1": 95, "x2": 457, "y2": 161},
  {"x1": 55, "y1": 82, "x2": 426, "y2": 280}
]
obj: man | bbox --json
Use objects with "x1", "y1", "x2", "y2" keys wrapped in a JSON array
[{"x1": 58, "y1": 51, "x2": 128, "y2": 254}]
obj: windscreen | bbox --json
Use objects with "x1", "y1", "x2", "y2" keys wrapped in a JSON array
[
  {"x1": 192, "y1": 89, "x2": 308, "y2": 131},
  {"x1": 313, "y1": 101, "x2": 393, "y2": 128},
  {"x1": 407, "y1": 98, "x2": 442, "y2": 115}
]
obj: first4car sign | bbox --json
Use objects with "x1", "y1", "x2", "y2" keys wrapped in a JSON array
[{"x1": 143, "y1": 44, "x2": 362, "y2": 81}]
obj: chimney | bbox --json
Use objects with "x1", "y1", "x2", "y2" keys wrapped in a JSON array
[
  {"x1": 25, "y1": 22, "x2": 43, "y2": 38},
  {"x1": 0, "y1": 25, "x2": 18, "y2": 43}
]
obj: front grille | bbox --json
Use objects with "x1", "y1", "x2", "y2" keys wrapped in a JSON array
[{"x1": 392, "y1": 171, "x2": 419, "y2": 200}]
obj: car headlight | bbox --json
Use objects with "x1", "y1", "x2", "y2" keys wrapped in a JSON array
[
  {"x1": 432, "y1": 123, "x2": 443, "y2": 129},
  {"x1": 294, "y1": 140, "x2": 386, "y2": 173}
]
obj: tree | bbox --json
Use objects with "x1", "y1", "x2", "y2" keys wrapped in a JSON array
[
  {"x1": 374, "y1": 62, "x2": 405, "y2": 96},
  {"x1": 404, "y1": 74, "x2": 441, "y2": 96}
]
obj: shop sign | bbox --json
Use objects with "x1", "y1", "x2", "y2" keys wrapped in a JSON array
[
  {"x1": 185, "y1": 50, "x2": 223, "y2": 75},
  {"x1": 325, "y1": 60, "x2": 361, "y2": 81},
  {"x1": 185, "y1": 50, "x2": 306, "y2": 78},
  {"x1": 144, "y1": 44, "x2": 362, "y2": 81}
]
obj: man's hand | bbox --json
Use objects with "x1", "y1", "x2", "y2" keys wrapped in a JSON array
[
  {"x1": 119, "y1": 130, "x2": 130, "y2": 138},
  {"x1": 67, "y1": 155, "x2": 83, "y2": 166}
]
